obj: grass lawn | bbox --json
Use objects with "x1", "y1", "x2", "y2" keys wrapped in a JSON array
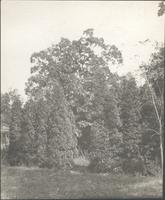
[{"x1": 1, "y1": 166, "x2": 162, "y2": 199}]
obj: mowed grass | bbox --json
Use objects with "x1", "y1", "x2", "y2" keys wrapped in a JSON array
[{"x1": 1, "y1": 166, "x2": 162, "y2": 199}]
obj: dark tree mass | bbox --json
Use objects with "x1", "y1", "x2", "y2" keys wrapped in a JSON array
[{"x1": 1, "y1": 29, "x2": 164, "y2": 176}]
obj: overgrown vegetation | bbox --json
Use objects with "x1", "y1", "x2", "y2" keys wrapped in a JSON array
[{"x1": 1, "y1": 29, "x2": 164, "y2": 176}]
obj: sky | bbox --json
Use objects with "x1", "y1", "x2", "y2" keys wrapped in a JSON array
[{"x1": 1, "y1": 1, "x2": 164, "y2": 100}]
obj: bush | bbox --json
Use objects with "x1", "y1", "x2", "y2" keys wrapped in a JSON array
[
  {"x1": 145, "y1": 160, "x2": 161, "y2": 176},
  {"x1": 7, "y1": 140, "x2": 24, "y2": 166},
  {"x1": 1, "y1": 148, "x2": 9, "y2": 165},
  {"x1": 121, "y1": 158, "x2": 146, "y2": 176},
  {"x1": 88, "y1": 157, "x2": 111, "y2": 173},
  {"x1": 38, "y1": 160, "x2": 53, "y2": 169},
  {"x1": 112, "y1": 166, "x2": 123, "y2": 174},
  {"x1": 73, "y1": 156, "x2": 90, "y2": 167},
  {"x1": 71, "y1": 156, "x2": 90, "y2": 173}
]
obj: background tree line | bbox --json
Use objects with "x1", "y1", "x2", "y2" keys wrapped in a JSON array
[{"x1": 1, "y1": 29, "x2": 164, "y2": 176}]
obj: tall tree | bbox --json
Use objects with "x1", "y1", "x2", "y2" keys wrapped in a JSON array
[
  {"x1": 158, "y1": 1, "x2": 165, "y2": 16},
  {"x1": 119, "y1": 74, "x2": 142, "y2": 160},
  {"x1": 140, "y1": 46, "x2": 164, "y2": 171},
  {"x1": 139, "y1": 83, "x2": 161, "y2": 174},
  {"x1": 1, "y1": 92, "x2": 11, "y2": 126},
  {"x1": 20, "y1": 99, "x2": 44, "y2": 166},
  {"x1": 25, "y1": 29, "x2": 123, "y2": 168},
  {"x1": 8, "y1": 92, "x2": 23, "y2": 165}
]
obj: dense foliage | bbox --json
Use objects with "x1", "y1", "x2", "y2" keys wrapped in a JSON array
[
  {"x1": 158, "y1": 0, "x2": 165, "y2": 16},
  {"x1": 1, "y1": 30, "x2": 164, "y2": 175}
]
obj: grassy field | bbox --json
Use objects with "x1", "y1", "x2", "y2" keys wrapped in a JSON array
[{"x1": 1, "y1": 166, "x2": 162, "y2": 199}]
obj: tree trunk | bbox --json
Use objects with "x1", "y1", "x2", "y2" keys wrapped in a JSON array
[
  {"x1": 160, "y1": 125, "x2": 163, "y2": 173},
  {"x1": 145, "y1": 74, "x2": 163, "y2": 175}
]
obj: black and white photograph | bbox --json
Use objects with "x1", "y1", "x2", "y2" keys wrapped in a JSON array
[{"x1": 1, "y1": 1, "x2": 164, "y2": 199}]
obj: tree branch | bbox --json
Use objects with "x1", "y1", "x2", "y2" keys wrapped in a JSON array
[{"x1": 145, "y1": 73, "x2": 161, "y2": 126}]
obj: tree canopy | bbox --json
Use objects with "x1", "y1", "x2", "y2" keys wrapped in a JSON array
[{"x1": 1, "y1": 29, "x2": 163, "y2": 175}]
